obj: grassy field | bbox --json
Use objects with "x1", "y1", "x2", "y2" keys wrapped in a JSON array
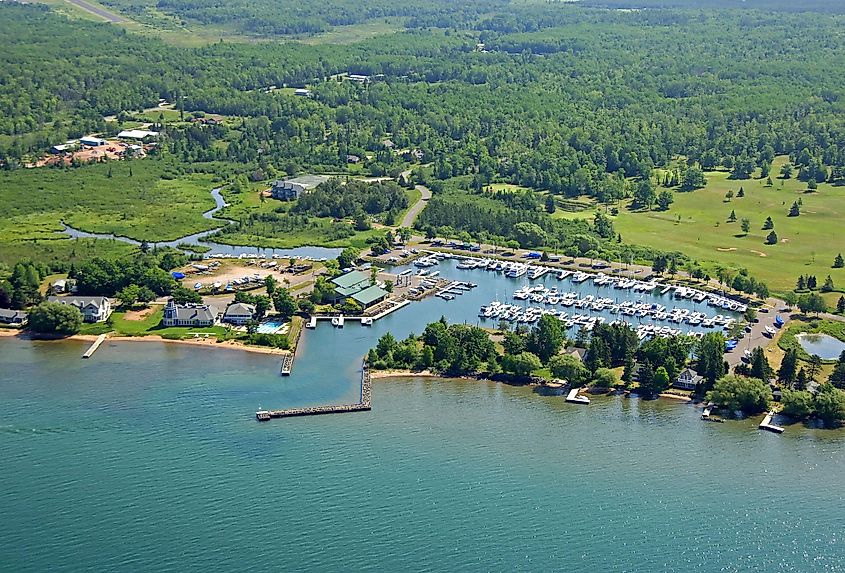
[
  {"x1": 0, "y1": 237, "x2": 136, "y2": 268},
  {"x1": 300, "y1": 19, "x2": 404, "y2": 45},
  {"x1": 557, "y1": 157, "x2": 845, "y2": 294},
  {"x1": 0, "y1": 159, "x2": 223, "y2": 244}
]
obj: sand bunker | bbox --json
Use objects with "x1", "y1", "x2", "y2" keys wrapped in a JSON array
[
  {"x1": 716, "y1": 247, "x2": 737, "y2": 252},
  {"x1": 749, "y1": 250, "x2": 768, "y2": 257}
]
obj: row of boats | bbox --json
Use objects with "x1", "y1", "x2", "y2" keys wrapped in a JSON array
[
  {"x1": 447, "y1": 255, "x2": 749, "y2": 313},
  {"x1": 510, "y1": 286, "x2": 738, "y2": 329},
  {"x1": 205, "y1": 253, "x2": 329, "y2": 262},
  {"x1": 193, "y1": 274, "x2": 264, "y2": 291},
  {"x1": 478, "y1": 301, "x2": 689, "y2": 340}
]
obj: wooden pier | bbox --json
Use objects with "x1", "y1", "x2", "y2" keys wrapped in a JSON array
[
  {"x1": 759, "y1": 411, "x2": 785, "y2": 433},
  {"x1": 82, "y1": 334, "x2": 107, "y2": 359},
  {"x1": 258, "y1": 359, "x2": 372, "y2": 421},
  {"x1": 306, "y1": 316, "x2": 317, "y2": 329},
  {"x1": 565, "y1": 387, "x2": 590, "y2": 404},
  {"x1": 280, "y1": 353, "x2": 293, "y2": 376}
]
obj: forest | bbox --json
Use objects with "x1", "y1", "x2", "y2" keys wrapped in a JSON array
[{"x1": 2, "y1": 1, "x2": 845, "y2": 290}]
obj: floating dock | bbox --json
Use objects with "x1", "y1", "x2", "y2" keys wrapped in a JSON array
[
  {"x1": 82, "y1": 334, "x2": 107, "y2": 359},
  {"x1": 306, "y1": 316, "x2": 317, "y2": 329},
  {"x1": 759, "y1": 411, "x2": 785, "y2": 433},
  {"x1": 258, "y1": 360, "x2": 372, "y2": 421},
  {"x1": 565, "y1": 388, "x2": 590, "y2": 404}
]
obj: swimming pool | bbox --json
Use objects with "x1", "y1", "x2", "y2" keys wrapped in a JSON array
[{"x1": 257, "y1": 321, "x2": 287, "y2": 334}]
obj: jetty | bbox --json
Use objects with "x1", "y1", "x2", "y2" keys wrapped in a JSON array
[
  {"x1": 565, "y1": 388, "x2": 590, "y2": 405},
  {"x1": 306, "y1": 316, "x2": 317, "y2": 329},
  {"x1": 759, "y1": 411, "x2": 785, "y2": 434},
  {"x1": 82, "y1": 334, "x2": 107, "y2": 359},
  {"x1": 258, "y1": 360, "x2": 372, "y2": 421},
  {"x1": 280, "y1": 353, "x2": 293, "y2": 376}
]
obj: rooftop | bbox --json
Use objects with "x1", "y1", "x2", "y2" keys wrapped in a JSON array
[
  {"x1": 331, "y1": 270, "x2": 371, "y2": 290},
  {"x1": 351, "y1": 285, "x2": 388, "y2": 306}
]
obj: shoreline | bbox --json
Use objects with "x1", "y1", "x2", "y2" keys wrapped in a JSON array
[{"x1": 0, "y1": 329, "x2": 289, "y2": 356}]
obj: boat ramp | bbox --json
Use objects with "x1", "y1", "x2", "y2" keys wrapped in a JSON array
[
  {"x1": 82, "y1": 334, "x2": 108, "y2": 359},
  {"x1": 258, "y1": 359, "x2": 372, "y2": 421}
]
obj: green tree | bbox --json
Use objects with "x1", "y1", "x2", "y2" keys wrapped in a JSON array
[
  {"x1": 170, "y1": 286, "x2": 201, "y2": 305},
  {"x1": 591, "y1": 367, "x2": 618, "y2": 389},
  {"x1": 707, "y1": 375, "x2": 771, "y2": 414},
  {"x1": 797, "y1": 293, "x2": 827, "y2": 315},
  {"x1": 780, "y1": 388, "x2": 814, "y2": 420},
  {"x1": 813, "y1": 384, "x2": 845, "y2": 426},
  {"x1": 834, "y1": 254, "x2": 844, "y2": 269},
  {"x1": 780, "y1": 163, "x2": 793, "y2": 179},
  {"x1": 502, "y1": 351, "x2": 542, "y2": 377},
  {"x1": 778, "y1": 347, "x2": 799, "y2": 386},
  {"x1": 116, "y1": 284, "x2": 141, "y2": 308},
  {"x1": 640, "y1": 365, "x2": 670, "y2": 398},
  {"x1": 656, "y1": 190, "x2": 673, "y2": 211},
  {"x1": 544, "y1": 194, "x2": 556, "y2": 214},
  {"x1": 549, "y1": 354, "x2": 588, "y2": 386},
  {"x1": 27, "y1": 301, "x2": 83, "y2": 335},
  {"x1": 680, "y1": 166, "x2": 707, "y2": 191},
  {"x1": 337, "y1": 247, "x2": 359, "y2": 269},
  {"x1": 272, "y1": 288, "x2": 298, "y2": 318},
  {"x1": 740, "y1": 218, "x2": 750, "y2": 234},
  {"x1": 697, "y1": 332, "x2": 727, "y2": 387},
  {"x1": 264, "y1": 275, "x2": 277, "y2": 295},
  {"x1": 526, "y1": 315, "x2": 566, "y2": 363},
  {"x1": 766, "y1": 230, "x2": 778, "y2": 245},
  {"x1": 762, "y1": 216, "x2": 774, "y2": 230},
  {"x1": 727, "y1": 209, "x2": 737, "y2": 222},
  {"x1": 788, "y1": 202, "x2": 800, "y2": 217}
]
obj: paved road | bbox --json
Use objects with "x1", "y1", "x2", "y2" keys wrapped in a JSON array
[
  {"x1": 400, "y1": 184, "x2": 431, "y2": 228},
  {"x1": 65, "y1": 0, "x2": 126, "y2": 23}
]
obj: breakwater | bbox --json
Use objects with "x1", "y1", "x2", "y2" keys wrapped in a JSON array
[{"x1": 258, "y1": 359, "x2": 371, "y2": 421}]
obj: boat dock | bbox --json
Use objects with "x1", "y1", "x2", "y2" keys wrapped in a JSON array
[
  {"x1": 306, "y1": 316, "x2": 317, "y2": 329},
  {"x1": 82, "y1": 334, "x2": 107, "y2": 359},
  {"x1": 565, "y1": 388, "x2": 590, "y2": 404},
  {"x1": 258, "y1": 359, "x2": 372, "y2": 421},
  {"x1": 759, "y1": 411, "x2": 785, "y2": 433},
  {"x1": 280, "y1": 353, "x2": 293, "y2": 376}
]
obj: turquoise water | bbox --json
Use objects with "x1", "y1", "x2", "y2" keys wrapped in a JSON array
[
  {"x1": 796, "y1": 333, "x2": 845, "y2": 361},
  {"x1": 0, "y1": 261, "x2": 843, "y2": 571}
]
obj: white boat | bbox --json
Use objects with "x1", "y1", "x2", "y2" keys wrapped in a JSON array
[
  {"x1": 361, "y1": 317, "x2": 373, "y2": 326},
  {"x1": 332, "y1": 315, "x2": 345, "y2": 328}
]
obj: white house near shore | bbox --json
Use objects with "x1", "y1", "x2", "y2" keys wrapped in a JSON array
[
  {"x1": 162, "y1": 301, "x2": 218, "y2": 327},
  {"x1": 47, "y1": 296, "x2": 112, "y2": 323},
  {"x1": 223, "y1": 303, "x2": 256, "y2": 325},
  {"x1": 674, "y1": 368, "x2": 704, "y2": 390}
]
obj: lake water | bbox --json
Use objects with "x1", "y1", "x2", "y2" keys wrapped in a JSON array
[
  {"x1": 1, "y1": 259, "x2": 842, "y2": 571},
  {"x1": 796, "y1": 333, "x2": 845, "y2": 360},
  {"x1": 1, "y1": 335, "x2": 844, "y2": 572}
]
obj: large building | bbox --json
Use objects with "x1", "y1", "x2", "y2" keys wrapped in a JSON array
[
  {"x1": 269, "y1": 175, "x2": 330, "y2": 201},
  {"x1": 330, "y1": 271, "x2": 388, "y2": 309},
  {"x1": 162, "y1": 301, "x2": 218, "y2": 327},
  {"x1": 223, "y1": 303, "x2": 256, "y2": 325},
  {"x1": 47, "y1": 296, "x2": 112, "y2": 323},
  {"x1": 117, "y1": 129, "x2": 159, "y2": 141}
]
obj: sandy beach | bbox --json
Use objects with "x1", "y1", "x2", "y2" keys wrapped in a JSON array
[{"x1": 0, "y1": 328, "x2": 290, "y2": 356}]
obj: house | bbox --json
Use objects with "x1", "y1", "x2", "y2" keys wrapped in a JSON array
[
  {"x1": 346, "y1": 154, "x2": 361, "y2": 164},
  {"x1": 50, "y1": 142, "x2": 79, "y2": 154},
  {"x1": 47, "y1": 296, "x2": 112, "y2": 323},
  {"x1": 51, "y1": 279, "x2": 68, "y2": 294},
  {"x1": 223, "y1": 303, "x2": 256, "y2": 325},
  {"x1": 567, "y1": 347, "x2": 587, "y2": 361},
  {"x1": 117, "y1": 129, "x2": 159, "y2": 141},
  {"x1": 381, "y1": 139, "x2": 395, "y2": 149},
  {"x1": 294, "y1": 88, "x2": 311, "y2": 97},
  {"x1": 674, "y1": 368, "x2": 703, "y2": 391},
  {"x1": 162, "y1": 301, "x2": 218, "y2": 327},
  {"x1": 347, "y1": 74, "x2": 370, "y2": 83},
  {"x1": 79, "y1": 136, "x2": 108, "y2": 147},
  {"x1": 0, "y1": 308, "x2": 27, "y2": 325},
  {"x1": 269, "y1": 174, "x2": 330, "y2": 201}
]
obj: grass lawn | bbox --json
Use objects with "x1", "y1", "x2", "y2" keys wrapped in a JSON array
[
  {"x1": 300, "y1": 19, "x2": 404, "y2": 45},
  {"x1": 0, "y1": 158, "x2": 223, "y2": 244},
  {"x1": 0, "y1": 237, "x2": 137, "y2": 268},
  {"x1": 558, "y1": 157, "x2": 845, "y2": 294}
]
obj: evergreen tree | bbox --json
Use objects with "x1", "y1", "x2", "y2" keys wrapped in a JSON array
[
  {"x1": 834, "y1": 254, "x2": 845, "y2": 269},
  {"x1": 821, "y1": 275, "x2": 835, "y2": 292},
  {"x1": 778, "y1": 348, "x2": 798, "y2": 386},
  {"x1": 727, "y1": 209, "x2": 737, "y2": 222},
  {"x1": 795, "y1": 367, "x2": 808, "y2": 390},
  {"x1": 762, "y1": 216, "x2": 774, "y2": 230},
  {"x1": 737, "y1": 186, "x2": 745, "y2": 197},
  {"x1": 837, "y1": 296, "x2": 845, "y2": 314},
  {"x1": 766, "y1": 230, "x2": 778, "y2": 245},
  {"x1": 796, "y1": 275, "x2": 806, "y2": 290},
  {"x1": 829, "y1": 351, "x2": 845, "y2": 389},
  {"x1": 788, "y1": 201, "x2": 800, "y2": 217},
  {"x1": 807, "y1": 275, "x2": 818, "y2": 290}
]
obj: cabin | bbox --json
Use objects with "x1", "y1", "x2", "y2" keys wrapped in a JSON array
[
  {"x1": 294, "y1": 88, "x2": 311, "y2": 96},
  {"x1": 50, "y1": 279, "x2": 68, "y2": 294},
  {"x1": 47, "y1": 296, "x2": 112, "y2": 323},
  {"x1": 162, "y1": 301, "x2": 218, "y2": 327},
  {"x1": 0, "y1": 308, "x2": 27, "y2": 326},
  {"x1": 674, "y1": 368, "x2": 703, "y2": 391},
  {"x1": 223, "y1": 303, "x2": 256, "y2": 325}
]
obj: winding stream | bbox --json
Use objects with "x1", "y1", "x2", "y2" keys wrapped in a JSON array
[{"x1": 60, "y1": 187, "x2": 341, "y2": 259}]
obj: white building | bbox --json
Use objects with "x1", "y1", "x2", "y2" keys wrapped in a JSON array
[
  {"x1": 47, "y1": 296, "x2": 112, "y2": 323},
  {"x1": 674, "y1": 368, "x2": 704, "y2": 390},
  {"x1": 223, "y1": 303, "x2": 256, "y2": 325},
  {"x1": 117, "y1": 129, "x2": 159, "y2": 141}
]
